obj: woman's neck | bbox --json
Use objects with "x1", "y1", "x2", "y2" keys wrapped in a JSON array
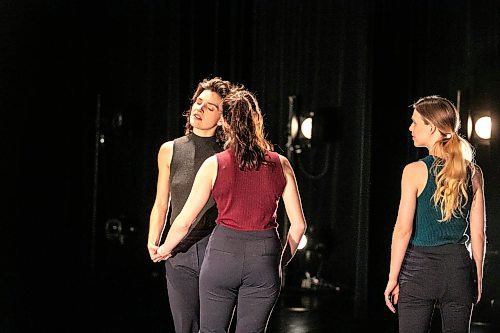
[
  {"x1": 192, "y1": 128, "x2": 216, "y2": 137},
  {"x1": 429, "y1": 144, "x2": 444, "y2": 159}
]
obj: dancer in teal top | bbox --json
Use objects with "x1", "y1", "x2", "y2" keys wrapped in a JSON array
[{"x1": 384, "y1": 95, "x2": 486, "y2": 333}]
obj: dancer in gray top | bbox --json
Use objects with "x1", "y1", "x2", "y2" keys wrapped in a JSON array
[{"x1": 147, "y1": 77, "x2": 232, "y2": 333}]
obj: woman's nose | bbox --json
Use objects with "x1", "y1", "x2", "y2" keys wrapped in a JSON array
[{"x1": 200, "y1": 101, "x2": 208, "y2": 111}]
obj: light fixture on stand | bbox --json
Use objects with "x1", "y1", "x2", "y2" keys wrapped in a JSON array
[{"x1": 467, "y1": 109, "x2": 492, "y2": 145}]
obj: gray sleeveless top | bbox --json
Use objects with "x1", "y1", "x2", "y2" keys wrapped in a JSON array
[{"x1": 169, "y1": 133, "x2": 222, "y2": 254}]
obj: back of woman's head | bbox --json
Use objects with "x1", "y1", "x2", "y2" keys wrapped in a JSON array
[
  {"x1": 413, "y1": 95, "x2": 475, "y2": 221},
  {"x1": 222, "y1": 87, "x2": 273, "y2": 170},
  {"x1": 413, "y1": 95, "x2": 460, "y2": 134}
]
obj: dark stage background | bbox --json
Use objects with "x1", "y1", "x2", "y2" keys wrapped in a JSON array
[{"x1": 2, "y1": 1, "x2": 499, "y2": 332}]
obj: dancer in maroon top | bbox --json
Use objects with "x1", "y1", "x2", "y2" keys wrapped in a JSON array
[{"x1": 156, "y1": 86, "x2": 307, "y2": 332}]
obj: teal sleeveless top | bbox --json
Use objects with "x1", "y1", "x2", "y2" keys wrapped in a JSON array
[{"x1": 410, "y1": 155, "x2": 472, "y2": 247}]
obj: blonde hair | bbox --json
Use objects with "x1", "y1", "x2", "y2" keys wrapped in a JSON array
[{"x1": 413, "y1": 95, "x2": 475, "y2": 221}]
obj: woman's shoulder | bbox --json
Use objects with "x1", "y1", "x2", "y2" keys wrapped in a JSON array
[
  {"x1": 214, "y1": 149, "x2": 233, "y2": 164},
  {"x1": 160, "y1": 135, "x2": 189, "y2": 152},
  {"x1": 160, "y1": 140, "x2": 174, "y2": 150},
  {"x1": 158, "y1": 140, "x2": 174, "y2": 156},
  {"x1": 405, "y1": 159, "x2": 427, "y2": 169},
  {"x1": 471, "y1": 162, "x2": 483, "y2": 175},
  {"x1": 275, "y1": 153, "x2": 292, "y2": 172},
  {"x1": 470, "y1": 162, "x2": 484, "y2": 186},
  {"x1": 399, "y1": 161, "x2": 428, "y2": 191},
  {"x1": 273, "y1": 152, "x2": 287, "y2": 162},
  {"x1": 402, "y1": 160, "x2": 427, "y2": 178},
  {"x1": 216, "y1": 149, "x2": 231, "y2": 157},
  {"x1": 156, "y1": 141, "x2": 174, "y2": 166},
  {"x1": 201, "y1": 155, "x2": 218, "y2": 168}
]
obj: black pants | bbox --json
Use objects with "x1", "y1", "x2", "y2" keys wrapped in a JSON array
[
  {"x1": 165, "y1": 234, "x2": 209, "y2": 333},
  {"x1": 398, "y1": 244, "x2": 475, "y2": 333},
  {"x1": 199, "y1": 224, "x2": 282, "y2": 333}
]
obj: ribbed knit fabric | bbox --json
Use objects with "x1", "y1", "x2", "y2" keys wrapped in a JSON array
[
  {"x1": 410, "y1": 155, "x2": 472, "y2": 246},
  {"x1": 169, "y1": 133, "x2": 222, "y2": 253},
  {"x1": 212, "y1": 149, "x2": 286, "y2": 231}
]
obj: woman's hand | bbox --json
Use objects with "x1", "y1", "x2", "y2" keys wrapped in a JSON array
[
  {"x1": 148, "y1": 242, "x2": 171, "y2": 262},
  {"x1": 153, "y1": 244, "x2": 172, "y2": 262},
  {"x1": 147, "y1": 242, "x2": 159, "y2": 260},
  {"x1": 384, "y1": 279, "x2": 400, "y2": 314},
  {"x1": 476, "y1": 278, "x2": 483, "y2": 304}
]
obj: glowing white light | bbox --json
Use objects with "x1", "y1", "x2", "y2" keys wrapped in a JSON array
[
  {"x1": 467, "y1": 115, "x2": 473, "y2": 139},
  {"x1": 475, "y1": 116, "x2": 492, "y2": 140},
  {"x1": 297, "y1": 235, "x2": 308, "y2": 250},
  {"x1": 291, "y1": 115, "x2": 299, "y2": 139},
  {"x1": 301, "y1": 117, "x2": 313, "y2": 139}
]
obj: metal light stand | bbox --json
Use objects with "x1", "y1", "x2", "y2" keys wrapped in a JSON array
[{"x1": 91, "y1": 94, "x2": 102, "y2": 275}]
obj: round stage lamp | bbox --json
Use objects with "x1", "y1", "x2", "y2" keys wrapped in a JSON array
[
  {"x1": 300, "y1": 117, "x2": 313, "y2": 140},
  {"x1": 475, "y1": 116, "x2": 492, "y2": 140}
]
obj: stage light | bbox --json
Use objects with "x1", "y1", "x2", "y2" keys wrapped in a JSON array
[
  {"x1": 467, "y1": 114, "x2": 473, "y2": 139},
  {"x1": 105, "y1": 218, "x2": 125, "y2": 244},
  {"x1": 475, "y1": 116, "x2": 492, "y2": 140},
  {"x1": 290, "y1": 115, "x2": 299, "y2": 139},
  {"x1": 297, "y1": 234, "x2": 308, "y2": 250},
  {"x1": 465, "y1": 108, "x2": 493, "y2": 146},
  {"x1": 287, "y1": 95, "x2": 338, "y2": 153},
  {"x1": 300, "y1": 117, "x2": 313, "y2": 140},
  {"x1": 287, "y1": 96, "x2": 310, "y2": 153}
]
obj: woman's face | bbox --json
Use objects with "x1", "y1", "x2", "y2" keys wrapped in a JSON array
[
  {"x1": 409, "y1": 109, "x2": 432, "y2": 147},
  {"x1": 189, "y1": 89, "x2": 222, "y2": 133}
]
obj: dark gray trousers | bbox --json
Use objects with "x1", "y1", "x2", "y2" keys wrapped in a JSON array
[
  {"x1": 398, "y1": 244, "x2": 475, "y2": 333},
  {"x1": 199, "y1": 224, "x2": 282, "y2": 333},
  {"x1": 165, "y1": 234, "x2": 209, "y2": 333}
]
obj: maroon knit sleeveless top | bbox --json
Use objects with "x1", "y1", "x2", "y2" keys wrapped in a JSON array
[{"x1": 212, "y1": 149, "x2": 286, "y2": 231}]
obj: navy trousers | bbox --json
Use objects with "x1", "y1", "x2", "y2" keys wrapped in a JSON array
[
  {"x1": 398, "y1": 244, "x2": 475, "y2": 333},
  {"x1": 199, "y1": 224, "x2": 282, "y2": 333}
]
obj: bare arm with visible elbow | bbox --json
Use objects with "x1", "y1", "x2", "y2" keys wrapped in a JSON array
[
  {"x1": 470, "y1": 165, "x2": 486, "y2": 303},
  {"x1": 384, "y1": 162, "x2": 421, "y2": 313},
  {"x1": 147, "y1": 141, "x2": 173, "y2": 262},
  {"x1": 156, "y1": 156, "x2": 217, "y2": 260},
  {"x1": 279, "y1": 155, "x2": 307, "y2": 267}
]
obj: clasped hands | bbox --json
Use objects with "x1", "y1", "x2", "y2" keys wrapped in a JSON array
[{"x1": 148, "y1": 243, "x2": 172, "y2": 263}]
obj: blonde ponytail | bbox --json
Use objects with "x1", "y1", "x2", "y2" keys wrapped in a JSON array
[{"x1": 431, "y1": 134, "x2": 474, "y2": 221}]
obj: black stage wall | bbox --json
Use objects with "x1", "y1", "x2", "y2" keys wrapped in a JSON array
[{"x1": 2, "y1": 0, "x2": 499, "y2": 332}]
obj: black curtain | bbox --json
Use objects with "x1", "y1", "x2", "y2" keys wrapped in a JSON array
[{"x1": 2, "y1": 0, "x2": 499, "y2": 331}]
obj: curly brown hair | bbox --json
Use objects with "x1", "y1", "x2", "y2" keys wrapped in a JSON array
[
  {"x1": 183, "y1": 77, "x2": 232, "y2": 143},
  {"x1": 222, "y1": 87, "x2": 274, "y2": 171}
]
